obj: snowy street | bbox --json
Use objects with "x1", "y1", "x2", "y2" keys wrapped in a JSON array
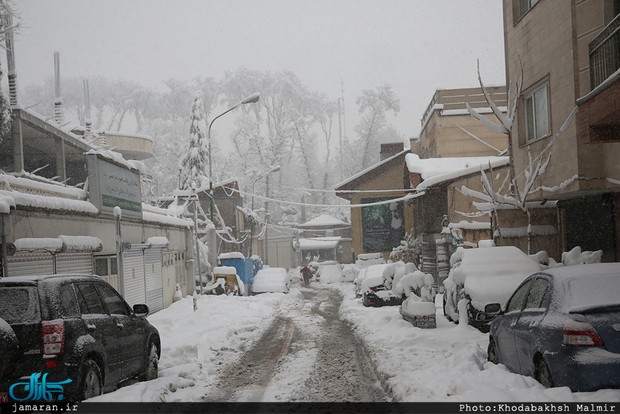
[{"x1": 89, "y1": 274, "x2": 620, "y2": 404}]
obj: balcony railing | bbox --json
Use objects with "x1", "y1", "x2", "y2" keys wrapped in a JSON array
[{"x1": 589, "y1": 13, "x2": 620, "y2": 90}]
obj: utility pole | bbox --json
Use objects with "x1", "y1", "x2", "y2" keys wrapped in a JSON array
[{"x1": 340, "y1": 79, "x2": 347, "y2": 181}]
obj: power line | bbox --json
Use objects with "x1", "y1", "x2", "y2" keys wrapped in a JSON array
[{"x1": 233, "y1": 187, "x2": 422, "y2": 209}]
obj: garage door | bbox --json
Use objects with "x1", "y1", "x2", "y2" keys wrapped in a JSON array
[
  {"x1": 56, "y1": 252, "x2": 93, "y2": 274},
  {"x1": 144, "y1": 248, "x2": 164, "y2": 313},
  {"x1": 122, "y1": 248, "x2": 146, "y2": 307},
  {"x1": 7, "y1": 251, "x2": 54, "y2": 276}
]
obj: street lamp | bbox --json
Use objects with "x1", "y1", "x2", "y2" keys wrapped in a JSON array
[
  {"x1": 250, "y1": 165, "x2": 280, "y2": 258},
  {"x1": 207, "y1": 92, "x2": 261, "y2": 223}
]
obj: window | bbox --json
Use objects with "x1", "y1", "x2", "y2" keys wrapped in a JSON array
[
  {"x1": 524, "y1": 278, "x2": 549, "y2": 310},
  {"x1": 525, "y1": 83, "x2": 550, "y2": 142},
  {"x1": 94, "y1": 256, "x2": 118, "y2": 277},
  {"x1": 505, "y1": 280, "x2": 533, "y2": 313},
  {"x1": 95, "y1": 284, "x2": 130, "y2": 316},
  {"x1": 517, "y1": 0, "x2": 540, "y2": 20},
  {"x1": 94, "y1": 258, "x2": 108, "y2": 277},
  {"x1": 76, "y1": 283, "x2": 106, "y2": 315}
]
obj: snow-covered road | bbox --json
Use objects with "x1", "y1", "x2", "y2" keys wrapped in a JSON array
[{"x1": 90, "y1": 278, "x2": 620, "y2": 403}]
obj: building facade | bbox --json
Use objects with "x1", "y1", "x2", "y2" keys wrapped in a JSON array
[{"x1": 503, "y1": 0, "x2": 620, "y2": 261}]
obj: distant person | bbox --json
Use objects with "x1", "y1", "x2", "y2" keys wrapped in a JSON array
[{"x1": 301, "y1": 265, "x2": 312, "y2": 286}]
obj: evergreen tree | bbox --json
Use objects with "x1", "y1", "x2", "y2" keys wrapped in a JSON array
[{"x1": 178, "y1": 92, "x2": 209, "y2": 190}]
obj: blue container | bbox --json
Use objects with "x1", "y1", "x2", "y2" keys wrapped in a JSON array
[{"x1": 220, "y1": 258, "x2": 255, "y2": 295}]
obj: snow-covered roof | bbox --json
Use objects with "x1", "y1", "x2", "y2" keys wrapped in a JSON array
[
  {"x1": 298, "y1": 236, "x2": 341, "y2": 251},
  {"x1": 406, "y1": 153, "x2": 509, "y2": 190},
  {"x1": 14, "y1": 235, "x2": 103, "y2": 252},
  {"x1": 298, "y1": 214, "x2": 349, "y2": 229},
  {"x1": 334, "y1": 149, "x2": 409, "y2": 191}
]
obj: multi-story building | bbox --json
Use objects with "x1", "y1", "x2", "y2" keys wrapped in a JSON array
[
  {"x1": 416, "y1": 86, "x2": 508, "y2": 159},
  {"x1": 502, "y1": 0, "x2": 620, "y2": 261}
]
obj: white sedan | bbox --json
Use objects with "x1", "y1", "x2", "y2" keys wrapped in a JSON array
[{"x1": 251, "y1": 268, "x2": 290, "y2": 294}]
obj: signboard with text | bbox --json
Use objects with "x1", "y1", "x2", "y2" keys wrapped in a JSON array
[{"x1": 86, "y1": 153, "x2": 142, "y2": 218}]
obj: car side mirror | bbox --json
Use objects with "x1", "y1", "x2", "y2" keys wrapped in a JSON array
[
  {"x1": 485, "y1": 303, "x2": 502, "y2": 315},
  {"x1": 133, "y1": 304, "x2": 150, "y2": 317}
]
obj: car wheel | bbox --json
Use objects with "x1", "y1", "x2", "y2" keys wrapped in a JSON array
[
  {"x1": 142, "y1": 342, "x2": 159, "y2": 381},
  {"x1": 536, "y1": 358, "x2": 554, "y2": 388},
  {"x1": 487, "y1": 339, "x2": 501, "y2": 364},
  {"x1": 79, "y1": 359, "x2": 103, "y2": 401}
]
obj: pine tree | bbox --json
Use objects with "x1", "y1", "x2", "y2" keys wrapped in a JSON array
[{"x1": 178, "y1": 92, "x2": 209, "y2": 190}]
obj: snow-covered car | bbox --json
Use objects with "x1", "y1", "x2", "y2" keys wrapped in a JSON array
[
  {"x1": 309, "y1": 261, "x2": 339, "y2": 283},
  {"x1": 250, "y1": 267, "x2": 290, "y2": 294},
  {"x1": 361, "y1": 273, "x2": 402, "y2": 307},
  {"x1": 354, "y1": 263, "x2": 388, "y2": 297},
  {"x1": 488, "y1": 263, "x2": 620, "y2": 391},
  {"x1": 317, "y1": 263, "x2": 342, "y2": 284},
  {"x1": 443, "y1": 246, "x2": 542, "y2": 332}
]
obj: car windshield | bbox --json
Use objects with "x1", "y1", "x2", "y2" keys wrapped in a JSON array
[
  {"x1": 0, "y1": 286, "x2": 40, "y2": 324},
  {"x1": 566, "y1": 273, "x2": 620, "y2": 312}
]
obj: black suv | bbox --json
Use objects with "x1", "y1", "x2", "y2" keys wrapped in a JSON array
[{"x1": 0, "y1": 274, "x2": 160, "y2": 402}]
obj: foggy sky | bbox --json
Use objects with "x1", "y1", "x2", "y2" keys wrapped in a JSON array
[{"x1": 9, "y1": 0, "x2": 506, "y2": 141}]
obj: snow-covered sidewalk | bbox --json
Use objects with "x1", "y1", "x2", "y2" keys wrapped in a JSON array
[{"x1": 91, "y1": 282, "x2": 620, "y2": 403}]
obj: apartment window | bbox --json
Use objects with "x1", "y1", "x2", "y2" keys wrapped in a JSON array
[
  {"x1": 517, "y1": 0, "x2": 540, "y2": 20},
  {"x1": 525, "y1": 83, "x2": 550, "y2": 142}
]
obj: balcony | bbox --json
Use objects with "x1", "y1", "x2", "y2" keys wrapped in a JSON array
[{"x1": 589, "y1": 13, "x2": 620, "y2": 90}]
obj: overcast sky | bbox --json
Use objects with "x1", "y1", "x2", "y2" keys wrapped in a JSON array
[{"x1": 9, "y1": 0, "x2": 506, "y2": 142}]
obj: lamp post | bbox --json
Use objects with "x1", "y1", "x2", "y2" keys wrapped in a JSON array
[
  {"x1": 250, "y1": 165, "x2": 280, "y2": 258},
  {"x1": 207, "y1": 92, "x2": 261, "y2": 223}
]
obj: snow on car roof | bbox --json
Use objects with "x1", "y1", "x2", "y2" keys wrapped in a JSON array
[
  {"x1": 451, "y1": 246, "x2": 542, "y2": 310},
  {"x1": 542, "y1": 263, "x2": 620, "y2": 313}
]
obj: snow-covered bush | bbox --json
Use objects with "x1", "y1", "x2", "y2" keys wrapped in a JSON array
[
  {"x1": 381, "y1": 261, "x2": 417, "y2": 290},
  {"x1": 389, "y1": 229, "x2": 421, "y2": 266},
  {"x1": 394, "y1": 271, "x2": 434, "y2": 302}
]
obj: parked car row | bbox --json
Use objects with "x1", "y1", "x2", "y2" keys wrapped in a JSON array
[{"x1": 0, "y1": 274, "x2": 160, "y2": 403}]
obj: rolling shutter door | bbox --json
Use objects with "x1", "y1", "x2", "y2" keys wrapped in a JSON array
[
  {"x1": 123, "y1": 248, "x2": 146, "y2": 307},
  {"x1": 7, "y1": 252, "x2": 54, "y2": 276},
  {"x1": 56, "y1": 252, "x2": 93, "y2": 274},
  {"x1": 144, "y1": 248, "x2": 164, "y2": 313}
]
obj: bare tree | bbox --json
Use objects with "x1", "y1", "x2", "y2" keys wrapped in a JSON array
[{"x1": 461, "y1": 64, "x2": 578, "y2": 254}]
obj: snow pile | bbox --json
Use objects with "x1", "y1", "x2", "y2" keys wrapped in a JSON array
[
  {"x1": 213, "y1": 266, "x2": 237, "y2": 275},
  {"x1": 218, "y1": 252, "x2": 246, "y2": 260},
  {"x1": 86, "y1": 148, "x2": 147, "y2": 174},
  {"x1": 562, "y1": 246, "x2": 603, "y2": 266}
]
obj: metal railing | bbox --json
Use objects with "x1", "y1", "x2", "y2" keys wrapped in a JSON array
[{"x1": 589, "y1": 13, "x2": 620, "y2": 90}]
